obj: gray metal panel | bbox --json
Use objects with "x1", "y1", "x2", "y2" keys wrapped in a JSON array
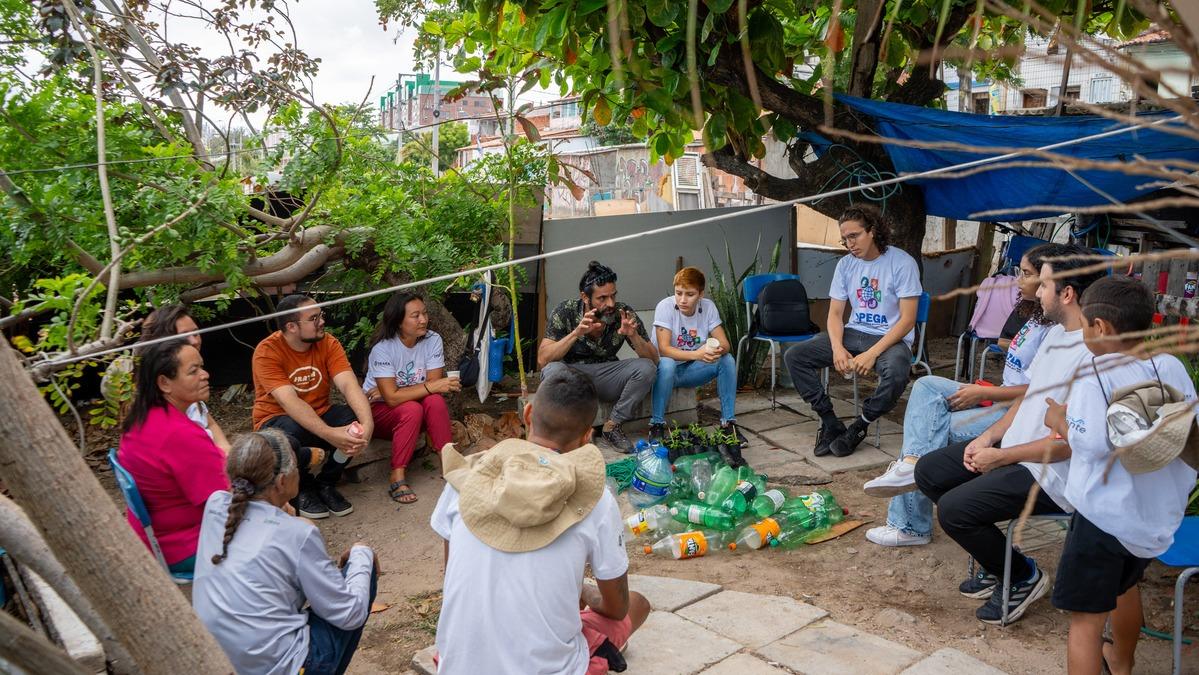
[
  {"x1": 794, "y1": 246, "x2": 974, "y2": 299},
  {"x1": 543, "y1": 205, "x2": 795, "y2": 311}
]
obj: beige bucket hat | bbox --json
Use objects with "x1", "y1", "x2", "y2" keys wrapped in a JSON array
[
  {"x1": 1107, "y1": 381, "x2": 1199, "y2": 475},
  {"x1": 441, "y1": 438, "x2": 605, "y2": 553}
]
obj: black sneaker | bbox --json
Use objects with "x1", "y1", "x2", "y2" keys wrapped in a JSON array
[
  {"x1": 976, "y1": 565, "x2": 1048, "y2": 625},
  {"x1": 296, "y1": 490, "x2": 329, "y2": 519},
  {"x1": 813, "y1": 420, "x2": 847, "y2": 457},
  {"x1": 720, "y1": 422, "x2": 749, "y2": 448},
  {"x1": 317, "y1": 484, "x2": 354, "y2": 517},
  {"x1": 602, "y1": 425, "x2": 634, "y2": 453},
  {"x1": 959, "y1": 569, "x2": 999, "y2": 599},
  {"x1": 648, "y1": 423, "x2": 666, "y2": 442},
  {"x1": 830, "y1": 418, "x2": 870, "y2": 457}
]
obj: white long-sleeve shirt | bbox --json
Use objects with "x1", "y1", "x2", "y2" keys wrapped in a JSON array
[{"x1": 193, "y1": 491, "x2": 373, "y2": 674}]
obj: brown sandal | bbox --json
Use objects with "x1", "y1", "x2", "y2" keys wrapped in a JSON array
[{"x1": 388, "y1": 481, "x2": 417, "y2": 504}]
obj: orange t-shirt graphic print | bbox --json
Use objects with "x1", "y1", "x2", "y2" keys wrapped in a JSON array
[{"x1": 251, "y1": 331, "x2": 353, "y2": 429}]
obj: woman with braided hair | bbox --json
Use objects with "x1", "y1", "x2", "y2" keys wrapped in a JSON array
[{"x1": 194, "y1": 431, "x2": 378, "y2": 675}]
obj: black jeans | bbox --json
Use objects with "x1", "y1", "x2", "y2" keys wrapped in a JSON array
[
  {"x1": 914, "y1": 440, "x2": 1066, "y2": 581},
  {"x1": 782, "y1": 328, "x2": 912, "y2": 422},
  {"x1": 261, "y1": 404, "x2": 358, "y2": 492}
]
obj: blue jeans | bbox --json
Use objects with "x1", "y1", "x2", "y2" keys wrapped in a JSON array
[
  {"x1": 651, "y1": 354, "x2": 737, "y2": 425},
  {"x1": 304, "y1": 565, "x2": 379, "y2": 675},
  {"x1": 887, "y1": 376, "x2": 1007, "y2": 537}
]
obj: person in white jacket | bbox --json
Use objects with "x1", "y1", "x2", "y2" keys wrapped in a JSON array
[{"x1": 193, "y1": 430, "x2": 378, "y2": 675}]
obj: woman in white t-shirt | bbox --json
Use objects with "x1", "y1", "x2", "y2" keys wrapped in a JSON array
[
  {"x1": 862, "y1": 244, "x2": 1056, "y2": 547},
  {"x1": 649, "y1": 267, "x2": 743, "y2": 445},
  {"x1": 363, "y1": 292, "x2": 461, "y2": 504}
]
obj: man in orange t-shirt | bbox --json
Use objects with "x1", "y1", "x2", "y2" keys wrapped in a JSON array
[{"x1": 252, "y1": 294, "x2": 374, "y2": 519}]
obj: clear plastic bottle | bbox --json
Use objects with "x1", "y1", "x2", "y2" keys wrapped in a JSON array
[
  {"x1": 335, "y1": 421, "x2": 365, "y2": 464},
  {"x1": 688, "y1": 461, "x2": 713, "y2": 501},
  {"x1": 669, "y1": 500, "x2": 738, "y2": 530},
  {"x1": 672, "y1": 451, "x2": 720, "y2": 475},
  {"x1": 628, "y1": 445, "x2": 673, "y2": 508},
  {"x1": 729, "y1": 517, "x2": 782, "y2": 551},
  {"x1": 625, "y1": 504, "x2": 673, "y2": 538},
  {"x1": 644, "y1": 529, "x2": 731, "y2": 559}
]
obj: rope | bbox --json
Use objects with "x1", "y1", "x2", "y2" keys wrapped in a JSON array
[
  {"x1": 26, "y1": 113, "x2": 1184, "y2": 373},
  {"x1": 605, "y1": 457, "x2": 637, "y2": 493}
]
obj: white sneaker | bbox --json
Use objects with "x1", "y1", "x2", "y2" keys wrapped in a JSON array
[
  {"x1": 866, "y1": 525, "x2": 931, "y2": 547},
  {"x1": 863, "y1": 460, "x2": 918, "y2": 497}
]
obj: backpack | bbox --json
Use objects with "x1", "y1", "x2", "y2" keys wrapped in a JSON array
[{"x1": 753, "y1": 279, "x2": 817, "y2": 336}]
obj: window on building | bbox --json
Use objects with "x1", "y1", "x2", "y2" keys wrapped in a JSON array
[
  {"x1": 1022, "y1": 89, "x2": 1047, "y2": 108},
  {"x1": 1089, "y1": 77, "x2": 1113, "y2": 103},
  {"x1": 972, "y1": 92, "x2": 991, "y2": 115},
  {"x1": 1064, "y1": 85, "x2": 1081, "y2": 101}
]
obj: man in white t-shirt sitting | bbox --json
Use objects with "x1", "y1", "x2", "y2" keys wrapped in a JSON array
[
  {"x1": 914, "y1": 244, "x2": 1104, "y2": 625},
  {"x1": 431, "y1": 367, "x2": 651, "y2": 675},
  {"x1": 783, "y1": 205, "x2": 923, "y2": 458}
]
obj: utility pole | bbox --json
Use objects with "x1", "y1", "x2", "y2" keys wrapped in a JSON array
[{"x1": 431, "y1": 40, "x2": 442, "y2": 176}]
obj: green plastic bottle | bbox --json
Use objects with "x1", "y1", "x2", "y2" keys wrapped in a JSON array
[
  {"x1": 670, "y1": 500, "x2": 738, "y2": 530},
  {"x1": 703, "y1": 465, "x2": 738, "y2": 506},
  {"x1": 672, "y1": 451, "x2": 720, "y2": 475},
  {"x1": 769, "y1": 509, "x2": 833, "y2": 549},
  {"x1": 750, "y1": 488, "x2": 790, "y2": 518},
  {"x1": 719, "y1": 480, "x2": 759, "y2": 514}
]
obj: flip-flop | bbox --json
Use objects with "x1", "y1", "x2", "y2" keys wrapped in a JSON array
[{"x1": 388, "y1": 481, "x2": 417, "y2": 504}]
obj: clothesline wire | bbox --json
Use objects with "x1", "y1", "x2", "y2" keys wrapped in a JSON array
[{"x1": 30, "y1": 113, "x2": 1185, "y2": 373}]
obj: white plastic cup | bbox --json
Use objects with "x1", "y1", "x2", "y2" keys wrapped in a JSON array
[
  {"x1": 447, "y1": 370, "x2": 461, "y2": 380},
  {"x1": 705, "y1": 338, "x2": 720, "y2": 353}
]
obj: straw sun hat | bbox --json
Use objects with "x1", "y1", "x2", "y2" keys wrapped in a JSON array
[
  {"x1": 1107, "y1": 381, "x2": 1199, "y2": 475},
  {"x1": 441, "y1": 438, "x2": 606, "y2": 553}
]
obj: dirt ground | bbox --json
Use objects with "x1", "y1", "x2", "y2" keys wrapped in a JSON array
[{"x1": 87, "y1": 337, "x2": 1199, "y2": 674}]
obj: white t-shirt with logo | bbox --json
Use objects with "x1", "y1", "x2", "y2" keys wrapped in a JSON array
[
  {"x1": 830, "y1": 246, "x2": 923, "y2": 345},
  {"x1": 362, "y1": 332, "x2": 446, "y2": 392},
  {"x1": 653, "y1": 297, "x2": 722, "y2": 352},
  {"x1": 1011, "y1": 326, "x2": 1090, "y2": 512},
  {"x1": 1001, "y1": 319, "x2": 1052, "y2": 387},
  {"x1": 1063, "y1": 352, "x2": 1197, "y2": 558},
  {"x1": 430, "y1": 484, "x2": 628, "y2": 675}
]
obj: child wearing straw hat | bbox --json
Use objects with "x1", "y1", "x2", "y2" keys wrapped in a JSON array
[
  {"x1": 1044, "y1": 276, "x2": 1198, "y2": 675},
  {"x1": 430, "y1": 367, "x2": 651, "y2": 675}
]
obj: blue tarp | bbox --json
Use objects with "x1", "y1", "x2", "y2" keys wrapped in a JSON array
[{"x1": 835, "y1": 94, "x2": 1199, "y2": 221}]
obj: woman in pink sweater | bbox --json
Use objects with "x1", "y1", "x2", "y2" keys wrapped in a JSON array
[{"x1": 117, "y1": 339, "x2": 229, "y2": 574}]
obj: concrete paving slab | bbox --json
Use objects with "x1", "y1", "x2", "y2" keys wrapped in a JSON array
[
  {"x1": 757, "y1": 620, "x2": 922, "y2": 675},
  {"x1": 739, "y1": 443, "x2": 800, "y2": 469},
  {"x1": 677, "y1": 590, "x2": 828, "y2": 649},
  {"x1": 900, "y1": 648, "x2": 1008, "y2": 675},
  {"x1": 624, "y1": 611, "x2": 741, "y2": 675},
  {"x1": 702, "y1": 394, "x2": 775, "y2": 416},
  {"x1": 736, "y1": 408, "x2": 809, "y2": 432},
  {"x1": 615, "y1": 574, "x2": 723, "y2": 612},
  {"x1": 701, "y1": 653, "x2": 792, "y2": 674},
  {"x1": 411, "y1": 645, "x2": 437, "y2": 675},
  {"x1": 759, "y1": 427, "x2": 895, "y2": 473}
]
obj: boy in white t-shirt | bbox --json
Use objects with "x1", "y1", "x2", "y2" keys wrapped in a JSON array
[
  {"x1": 783, "y1": 205, "x2": 923, "y2": 458},
  {"x1": 1044, "y1": 276, "x2": 1198, "y2": 675},
  {"x1": 431, "y1": 367, "x2": 651, "y2": 675}
]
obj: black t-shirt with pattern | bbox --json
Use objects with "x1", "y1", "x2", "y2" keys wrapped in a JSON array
[{"x1": 544, "y1": 299, "x2": 650, "y2": 364}]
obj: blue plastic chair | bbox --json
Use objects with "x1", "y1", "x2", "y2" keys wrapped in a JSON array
[
  {"x1": 849, "y1": 291, "x2": 932, "y2": 448},
  {"x1": 108, "y1": 449, "x2": 193, "y2": 584},
  {"x1": 1158, "y1": 516, "x2": 1199, "y2": 674},
  {"x1": 736, "y1": 273, "x2": 820, "y2": 408}
]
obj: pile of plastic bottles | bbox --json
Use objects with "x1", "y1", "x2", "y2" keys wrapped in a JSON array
[{"x1": 616, "y1": 439, "x2": 846, "y2": 560}]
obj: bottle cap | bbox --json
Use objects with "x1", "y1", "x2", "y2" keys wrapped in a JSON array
[
  {"x1": 727, "y1": 542, "x2": 737, "y2": 550},
  {"x1": 643, "y1": 545, "x2": 653, "y2": 554}
]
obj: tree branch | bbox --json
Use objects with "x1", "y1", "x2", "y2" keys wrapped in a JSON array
[
  {"x1": 0, "y1": 608, "x2": 90, "y2": 675},
  {"x1": 700, "y1": 146, "x2": 817, "y2": 201}
]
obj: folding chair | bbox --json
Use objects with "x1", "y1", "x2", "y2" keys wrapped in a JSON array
[
  {"x1": 955, "y1": 275, "x2": 1020, "y2": 382},
  {"x1": 1157, "y1": 515, "x2": 1199, "y2": 675},
  {"x1": 108, "y1": 449, "x2": 193, "y2": 584},
  {"x1": 967, "y1": 513, "x2": 1071, "y2": 626},
  {"x1": 848, "y1": 292, "x2": 931, "y2": 448},
  {"x1": 735, "y1": 273, "x2": 819, "y2": 409}
]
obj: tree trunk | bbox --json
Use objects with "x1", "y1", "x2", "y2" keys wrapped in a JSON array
[
  {"x1": 0, "y1": 343, "x2": 232, "y2": 673},
  {"x1": 0, "y1": 608, "x2": 90, "y2": 675},
  {"x1": 0, "y1": 495, "x2": 136, "y2": 674},
  {"x1": 848, "y1": 0, "x2": 886, "y2": 98}
]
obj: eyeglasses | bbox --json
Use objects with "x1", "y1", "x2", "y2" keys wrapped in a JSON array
[
  {"x1": 300, "y1": 312, "x2": 325, "y2": 324},
  {"x1": 839, "y1": 231, "x2": 866, "y2": 246}
]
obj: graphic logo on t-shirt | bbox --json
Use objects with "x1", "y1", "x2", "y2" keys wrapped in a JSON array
[
  {"x1": 289, "y1": 365, "x2": 323, "y2": 393},
  {"x1": 1065, "y1": 415, "x2": 1087, "y2": 435},
  {"x1": 854, "y1": 276, "x2": 889, "y2": 326},
  {"x1": 395, "y1": 360, "x2": 425, "y2": 387},
  {"x1": 675, "y1": 327, "x2": 701, "y2": 350},
  {"x1": 1005, "y1": 325, "x2": 1034, "y2": 372}
]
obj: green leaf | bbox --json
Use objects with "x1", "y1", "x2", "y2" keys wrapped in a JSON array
[
  {"x1": 577, "y1": 0, "x2": 608, "y2": 17},
  {"x1": 646, "y1": 0, "x2": 680, "y2": 27},
  {"x1": 423, "y1": 20, "x2": 443, "y2": 36},
  {"x1": 703, "y1": 112, "x2": 728, "y2": 150},
  {"x1": 705, "y1": 0, "x2": 735, "y2": 13}
]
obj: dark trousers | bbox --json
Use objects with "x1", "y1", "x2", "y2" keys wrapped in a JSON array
[
  {"x1": 261, "y1": 404, "x2": 358, "y2": 492},
  {"x1": 782, "y1": 328, "x2": 912, "y2": 422},
  {"x1": 914, "y1": 440, "x2": 1066, "y2": 580},
  {"x1": 303, "y1": 565, "x2": 378, "y2": 675}
]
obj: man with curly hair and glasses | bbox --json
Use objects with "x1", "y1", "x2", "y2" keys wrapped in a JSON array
[
  {"x1": 539, "y1": 261, "x2": 658, "y2": 453},
  {"x1": 783, "y1": 205, "x2": 923, "y2": 458}
]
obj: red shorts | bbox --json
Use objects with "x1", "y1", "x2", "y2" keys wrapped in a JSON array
[{"x1": 580, "y1": 609, "x2": 633, "y2": 675}]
